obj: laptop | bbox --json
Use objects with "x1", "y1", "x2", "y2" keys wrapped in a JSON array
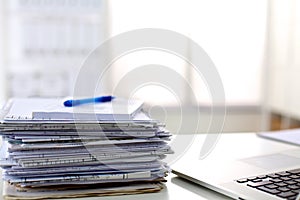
[{"x1": 171, "y1": 133, "x2": 300, "y2": 200}]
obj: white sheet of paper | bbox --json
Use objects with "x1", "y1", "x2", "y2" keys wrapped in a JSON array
[
  {"x1": 258, "y1": 128, "x2": 300, "y2": 146},
  {"x1": 4, "y1": 98, "x2": 143, "y2": 121}
]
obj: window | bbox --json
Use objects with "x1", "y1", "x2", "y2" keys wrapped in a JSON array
[{"x1": 110, "y1": 0, "x2": 267, "y2": 106}]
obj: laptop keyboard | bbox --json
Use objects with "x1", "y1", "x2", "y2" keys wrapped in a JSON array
[{"x1": 236, "y1": 168, "x2": 300, "y2": 200}]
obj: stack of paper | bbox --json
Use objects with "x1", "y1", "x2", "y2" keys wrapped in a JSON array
[{"x1": 0, "y1": 98, "x2": 173, "y2": 200}]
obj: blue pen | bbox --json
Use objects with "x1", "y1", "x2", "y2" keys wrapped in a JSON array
[{"x1": 63, "y1": 96, "x2": 115, "y2": 107}]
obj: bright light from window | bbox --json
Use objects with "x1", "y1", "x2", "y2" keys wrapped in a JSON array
[{"x1": 110, "y1": 0, "x2": 267, "y2": 106}]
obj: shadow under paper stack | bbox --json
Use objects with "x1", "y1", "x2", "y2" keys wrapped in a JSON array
[{"x1": 0, "y1": 98, "x2": 173, "y2": 200}]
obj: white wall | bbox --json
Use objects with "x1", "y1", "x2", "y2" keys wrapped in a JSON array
[
  {"x1": 0, "y1": 2, "x2": 7, "y2": 103},
  {"x1": 110, "y1": 0, "x2": 267, "y2": 106},
  {"x1": 189, "y1": 0, "x2": 267, "y2": 105},
  {"x1": 0, "y1": 1, "x2": 108, "y2": 99},
  {"x1": 0, "y1": 1, "x2": 268, "y2": 107},
  {"x1": 267, "y1": 0, "x2": 300, "y2": 122}
]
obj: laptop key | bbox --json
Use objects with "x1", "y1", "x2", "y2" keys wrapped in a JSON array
[
  {"x1": 285, "y1": 180, "x2": 297, "y2": 185},
  {"x1": 247, "y1": 180, "x2": 273, "y2": 188},
  {"x1": 294, "y1": 178, "x2": 300, "y2": 183},
  {"x1": 277, "y1": 187, "x2": 290, "y2": 192},
  {"x1": 270, "y1": 178, "x2": 283, "y2": 183},
  {"x1": 257, "y1": 175, "x2": 267, "y2": 179},
  {"x1": 247, "y1": 176, "x2": 258, "y2": 181},
  {"x1": 265, "y1": 184, "x2": 278, "y2": 189},
  {"x1": 251, "y1": 179, "x2": 262, "y2": 183},
  {"x1": 287, "y1": 169, "x2": 300, "y2": 174},
  {"x1": 275, "y1": 182, "x2": 287, "y2": 187},
  {"x1": 287, "y1": 196, "x2": 298, "y2": 200},
  {"x1": 287, "y1": 185, "x2": 300, "y2": 190},
  {"x1": 267, "y1": 174, "x2": 280, "y2": 179},
  {"x1": 289, "y1": 174, "x2": 300, "y2": 179},
  {"x1": 292, "y1": 188, "x2": 300, "y2": 194},
  {"x1": 276, "y1": 171, "x2": 290, "y2": 176},
  {"x1": 236, "y1": 178, "x2": 248, "y2": 183},
  {"x1": 277, "y1": 191, "x2": 297, "y2": 198},
  {"x1": 257, "y1": 186, "x2": 280, "y2": 195},
  {"x1": 280, "y1": 176, "x2": 291, "y2": 181}
]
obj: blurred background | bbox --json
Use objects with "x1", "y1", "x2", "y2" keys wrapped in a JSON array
[{"x1": 0, "y1": 0, "x2": 299, "y2": 133}]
